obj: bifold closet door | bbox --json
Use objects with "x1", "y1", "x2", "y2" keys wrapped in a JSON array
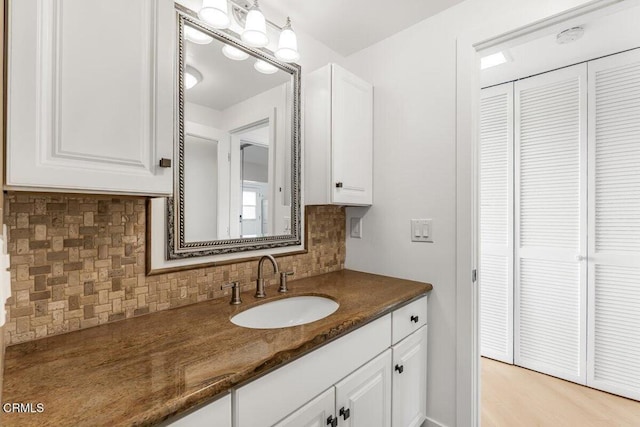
[
  {"x1": 587, "y1": 49, "x2": 640, "y2": 400},
  {"x1": 514, "y1": 64, "x2": 588, "y2": 384},
  {"x1": 479, "y1": 83, "x2": 514, "y2": 364}
]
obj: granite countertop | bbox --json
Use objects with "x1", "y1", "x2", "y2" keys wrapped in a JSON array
[{"x1": 2, "y1": 269, "x2": 432, "y2": 427}]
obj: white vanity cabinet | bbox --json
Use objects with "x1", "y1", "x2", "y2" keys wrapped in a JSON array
[
  {"x1": 275, "y1": 350, "x2": 392, "y2": 427},
  {"x1": 6, "y1": 0, "x2": 175, "y2": 196},
  {"x1": 166, "y1": 295, "x2": 428, "y2": 427},
  {"x1": 273, "y1": 388, "x2": 336, "y2": 427},
  {"x1": 305, "y1": 63, "x2": 373, "y2": 206},
  {"x1": 165, "y1": 394, "x2": 231, "y2": 427}
]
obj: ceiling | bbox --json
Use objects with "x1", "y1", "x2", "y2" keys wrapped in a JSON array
[
  {"x1": 480, "y1": 3, "x2": 640, "y2": 88},
  {"x1": 257, "y1": 0, "x2": 466, "y2": 56}
]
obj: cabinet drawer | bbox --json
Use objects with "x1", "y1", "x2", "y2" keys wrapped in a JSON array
[{"x1": 392, "y1": 296, "x2": 427, "y2": 345}]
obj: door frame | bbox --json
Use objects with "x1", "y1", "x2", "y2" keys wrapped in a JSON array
[{"x1": 455, "y1": 0, "x2": 637, "y2": 425}]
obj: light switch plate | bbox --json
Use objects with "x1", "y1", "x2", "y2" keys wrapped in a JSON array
[
  {"x1": 350, "y1": 217, "x2": 362, "y2": 238},
  {"x1": 411, "y1": 219, "x2": 433, "y2": 242}
]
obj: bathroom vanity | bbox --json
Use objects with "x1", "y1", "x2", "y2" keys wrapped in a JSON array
[{"x1": 2, "y1": 270, "x2": 431, "y2": 426}]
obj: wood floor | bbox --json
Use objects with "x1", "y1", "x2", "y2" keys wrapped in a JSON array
[{"x1": 481, "y1": 357, "x2": 640, "y2": 427}]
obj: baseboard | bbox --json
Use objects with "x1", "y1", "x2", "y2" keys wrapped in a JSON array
[{"x1": 424, "y1": 416, "x2": 448, "y2": 427}]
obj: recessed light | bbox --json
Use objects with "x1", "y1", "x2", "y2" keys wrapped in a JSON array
[{"x1": 480, "y1": 51, "x2": 509, "y2": 70}]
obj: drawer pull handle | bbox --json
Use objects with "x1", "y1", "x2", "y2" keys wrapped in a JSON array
[
  {"x1": 335, "y1": 182, "x2": 343, "y2": 188},
  {"x1": 395, "y1": 364, "x2": 404, "y2": 374},
  {"x1": 158, "y1": 158, "x2": 172, "y2": 168},
  {"x1": 340, "y1": 407, "x2": 351, "y2": 420},
  {"x1": 411, "y1": 315, "x2": 419, "y2": 323},
  {"x1": 327, "y1": 415, "x2": 338, "y2": 427}
]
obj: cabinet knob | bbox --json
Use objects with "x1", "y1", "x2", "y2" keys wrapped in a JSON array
[
  {"x1": 159, "y1": 158, "x2": 172, "y2": 168},
  {"x1": 339, "y1": 407, "x2": 351, "y2": 420},
  {"x1": 326, "y1": 415, "x2": 338, "y2": 427},
  {"x1": 411, "y1": 315, "x2": 419, "y2": 323},
  {"x1": 395, "y1": 364, "x2": 404, "y2": 374},
  {"x1": 335, "y1": 182, "x2": 343, "y2": 188}
]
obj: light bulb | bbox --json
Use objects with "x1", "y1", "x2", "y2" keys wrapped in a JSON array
[
  {"x1": 184, "y1": 25, "x2": 213, "y2": 45},
  {"x1": 185, "y1": 65, "x2": 202, "y2": 89},
  {"x1": 254, "y1": 60, "x2": 278, "y2": 75},
  {"x1": 199, "y1": 0, "x2": 230, "y2": 29},
  {"x1": 275, "y1": 18, "x2": 299, "y2": 63},
  {"x1": 242, "y1": 1, "x2": 268, "y2": 48},
  {"x1": 222, "y1": 44, "x2": 250, "y2": 61}
]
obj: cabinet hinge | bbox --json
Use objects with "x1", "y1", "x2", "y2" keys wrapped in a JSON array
[
  {"x1": 227, "y1": 152, "x2": 231, "y2": 162},
  {"x1": 472, "y1": 269, "x2": 477, "y2": 283}
]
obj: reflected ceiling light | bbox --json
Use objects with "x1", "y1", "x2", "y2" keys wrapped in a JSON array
[
  {"x1": 242, "y1": 1, "x2": 268, "y2": 48},
  {"x1": 480, "y1": 51, "x2": 509, "y2": 70},
  {"x1": 275, "y1": 17, "x2": 300, "y2": 63},
  {"x1": 185, "y1": 65, "x2": 203, "y2": 89},
  {"x1": 184, "y1": 25, "x2": 213, "y2": 45},
  {"x1": 254, "y1": 59, "x2": 278, "y2": 75},
  {"x1": 199, "y1": 0, "x2": 230, "y2": 29},
  {"x1": 222, "y1": 44, "x2": 250, "y2": 61},
  {"x1": 556, "y1": 27, "x2": 584, "y2": 44}
]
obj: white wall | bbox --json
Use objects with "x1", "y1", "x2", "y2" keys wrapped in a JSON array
[{"x1": 341, "y1": 0, "x2": 596, "y2": 425}]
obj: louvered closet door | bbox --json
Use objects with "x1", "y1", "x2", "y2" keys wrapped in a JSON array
[
  {"x1": 514, "y1": 64, "x2": 588, "y2": 384},
  {"x1": 480, "y1": 83, "x2": 514, "y2": 364},
  {"x1": 587, "y1": 49, "x2": 640, "y2": 400}
]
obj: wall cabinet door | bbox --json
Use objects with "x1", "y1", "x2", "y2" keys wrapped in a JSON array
[
  {"x1": 335, "y1": 349, "x2": 392, "y2": 427},
  {"x1": 331, "y1": 65, "x2": 373, "y2": 206},
  {"x1": 392, "y1": 326, "x2": 427, "y2": 427},
  {"x1": 7, "y1": 0, "x2": 174, "y2": 196},
  {"x1": 273, "y1": 388, "x2": 335, "y2": 427},
  {"x1": 305, "y1": 63, "x2": 373, "y2": 206}
]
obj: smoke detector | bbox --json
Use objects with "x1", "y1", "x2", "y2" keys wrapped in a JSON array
[{"x1": 556, "y1": 27, "x2": 584, "y2": 44}]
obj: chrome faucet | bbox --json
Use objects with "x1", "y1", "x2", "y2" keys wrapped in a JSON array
[{"x1": 255, "y1": 255, "x2": 279, "y2": 298}]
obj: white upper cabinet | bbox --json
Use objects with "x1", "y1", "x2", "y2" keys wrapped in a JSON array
[
  {"x1": 6, "y1": 0, "x2": 175, "y2": 196},
  {"x1": 305, "y1": 63, "x2": 373, "y2": 206}
]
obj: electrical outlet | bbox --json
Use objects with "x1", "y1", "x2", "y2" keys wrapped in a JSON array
[{"x1": 350, "y1": 217, "x2": 362, "y2": 238}]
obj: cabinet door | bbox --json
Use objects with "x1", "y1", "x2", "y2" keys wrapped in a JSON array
[
  {"x1": 331, "y1": 64, "x2": 373, "y2": 205},
  {"x1": 392, "y1": 326, "x2": 427, "y2": 427},
  {"x1": 165, "y1": 394, "x2": 231, "y2": 427},
  {"x1": 273, "y1": 388, "x2": 335, "y2": 427},
  {"x1": 335, "y1": 349, "x2": 392, "y2": 427},
  {"x1": 7, "y1": 0, "x2": 174, "y2": 196}
]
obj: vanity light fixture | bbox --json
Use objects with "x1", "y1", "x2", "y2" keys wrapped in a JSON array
[
  {"x1": 254, "y1": 59, "x2": 278, "y2": 74},
  {"x1": 275, "y1": 17, "x2": 300, "y2": 63},
  {"x1": 185, "y1": 65, "x2": 203, "y2": 89},
  {"x1": 480, "y1": 51, "x2": 510, "y2": 70},
  {"x1": 199, "y1": 0, "x2": 230, "y2": 29},
  {"x1": 184, "y1": 25, "x2": 214, "y2": 44},
  {"x1": 222, "y1": 44, "x2": 250, "y2": 61},
  {"x1": 241, "y1": 0, "x2": 268, "y2": 48}
]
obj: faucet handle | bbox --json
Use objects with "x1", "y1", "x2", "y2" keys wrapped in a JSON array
[
  {"x1": 278, "y1": 271, "x2": 294, "y2": 293},
  {"x1": 221, "y1": 281, "x2": 242, "y2": 305}
]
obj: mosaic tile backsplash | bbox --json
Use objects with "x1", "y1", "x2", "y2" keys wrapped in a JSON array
[{"x1": 4, "y1": 193, "x2": 345, "y2": 345}]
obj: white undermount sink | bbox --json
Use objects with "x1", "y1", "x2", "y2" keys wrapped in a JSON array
[{"x1": 230, "y1": 296, "x2": 339, "y2": 329}]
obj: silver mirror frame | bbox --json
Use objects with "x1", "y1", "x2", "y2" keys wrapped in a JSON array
[{"x1": 167, "y1": 5, "x2": 302, "y2": 259}]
